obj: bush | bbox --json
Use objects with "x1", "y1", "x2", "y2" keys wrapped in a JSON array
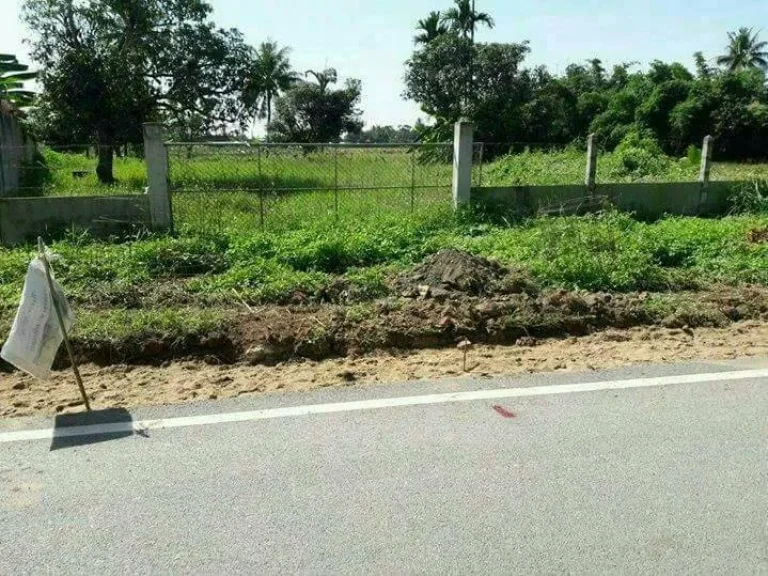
[
  {"x1": 729, "y1": 180, "x2": 768, "y2": 214},
  {"x1": 610, "y1": 130, "x2": 671, "y2": 178}
]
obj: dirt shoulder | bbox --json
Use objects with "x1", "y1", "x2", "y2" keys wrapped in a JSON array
[
  {"x1": 3, "y1": 320, "x2": 768, "y2": 419},
  {"x1": 3, "y1": 249, "x2": 768, "y2": 418}
]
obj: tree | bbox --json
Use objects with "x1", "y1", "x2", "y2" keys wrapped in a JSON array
[
  {"x1": 404, "y1": 34, "x2": 473, "y2": 125},
  {"x1": 441, "y1": 0, "x2": 494, "y2": 42},
  {"x1": 345, "y1": 124, "x2": 418, "y2": 143},
  {"x1": 0, "y1": 54, "x2": 37, "y2": 108},
  {"x1": 304, "y1": 68, "x2": 338, "y2": 93},
  {"x1": 694, "y1": 51, "x2": 713, "y2": 79},
  {"x1": 268, "y1": 69, "x2": 363, "y2": 142},
  {"x1": 244, "y1": 41, "x2": 297, "y2": 139},
  {"x1": 404, "y1": 5, "x2": 768, "y2": 159},
  {"x1": 717, "y1": 28, "x2": 768, "y2": 72},
  {"x1": 414, "y1": 11, "x2": 449, "y2": 45},
  {"x1": 24, "y1": 0, "x2": 252, "y2": 182},
  {"x1": 404, "y1": 34, "x2": 532, "y2": 144}
]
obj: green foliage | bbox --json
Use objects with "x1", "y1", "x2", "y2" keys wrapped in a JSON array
[
  {"x1": 414, "y1": 11, "x2": 449, "y2": 45},
  {"x1": 24, "y1": 0, "x2": 252, "y2": 179},
  {"x1": 686, "y1": 145, "x2": 702, "y2": 165},
  {"x1": 441, "y1": 0, "x2": 495, "y2": 39},
  {"x1": 716, "y1": 28, "x2": 768, "y2": 72},
  {"x1": 729, "y1": 180, "x2": 768, "y2": 214},
  {"x1": 243, "y1": 41, "x2": 298, "y2": 132},
  {"x1": 345, "y1": 125, "x2": 419, "y2": 143},
  {"x1": 404, "y1": 34, "x2": 531, "y2": 141},
  {"x1": 406, "y1": 6, "x2": 768, "y2": 161},
  {"x1": 269, "y1": 69, "x2": 363, "y2": 142},
  {"x1": 611, "y1": 130, "x2": 671, "y2": 178},
  {"x1": 0, "y1": 54, "x2": 37, "y2": 107}
]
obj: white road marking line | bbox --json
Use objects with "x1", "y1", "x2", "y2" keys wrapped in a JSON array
[{"x1": 1, "y1": 368, "x2": 766, "y2": 444}]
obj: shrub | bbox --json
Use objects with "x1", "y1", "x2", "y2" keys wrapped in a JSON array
[{"x1": 610, "y1": 130, "x2": 671, "y2": 178}]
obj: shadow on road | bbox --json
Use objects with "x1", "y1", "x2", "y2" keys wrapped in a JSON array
[{"x1": 50, "y1": 408, "x2": 135, "y2": 450}]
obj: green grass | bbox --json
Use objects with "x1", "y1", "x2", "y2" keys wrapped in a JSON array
[
  {"x1": 2, "y1": 211, "x2": 767, "y2": 325},
  {"x1": 480, "y1": 146, "x2": 768, "y2": 186}
]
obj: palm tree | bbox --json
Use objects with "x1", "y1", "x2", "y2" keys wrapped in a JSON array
[
  {"x1": 442, "y1": 0, "x2": 494, "y2": 43},
  {"x1": 305, "y1": 68, "x2": 338, "y2": 93},
  {"x1": 716, "y1": 28, "x2": 768, "y2": 72},
  {"x1": 246, "y1": 41, "x2": 297, "y2": 138},
  {"x1": 0, "y1": 54, "x2": 37, "y2": 107},
  {"x1": 414, "y1": 11, "x2": 449, "y2": 45}
]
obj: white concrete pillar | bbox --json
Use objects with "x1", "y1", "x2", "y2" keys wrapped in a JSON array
[
  {"x1": 142, "y1": 123, "x2": 173, "y2": 231},
  {"x1": 452, "y1": 120, "x2": 474, "y2": 208},
  {"x1": 699, "y1": 135, "x2": 713, "y2": 184},
  {"x1": 585, "y1": 133, "x2": 597, "y2": 191}
]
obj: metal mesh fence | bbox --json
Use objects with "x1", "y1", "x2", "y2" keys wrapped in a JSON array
[
  {"x1": 167, "y1": 142, "x2": 454, "y2": 234},
  {"x1": 0, "y1": 144, "x2": 147, "y2": 197}
]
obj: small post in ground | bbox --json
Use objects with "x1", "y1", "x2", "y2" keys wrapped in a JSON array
[
  {"x1": 585, "y1": 133, "x2": 598, "y2": 193},
  {"x1": 37, "y1": 237, "x2": 91, "y2": 412}
]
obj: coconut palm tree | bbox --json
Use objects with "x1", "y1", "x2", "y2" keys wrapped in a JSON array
[
  {"x1": 305, "y1": 68, "x2": 338, "y2": 93},
  {"x1": 716, "y1": 28, "x2": 768, "y2": 72},
  {"x1": 0, "y1": 54, "x2": 37, "y2": 107},
  {"x1": 442, "y1": 0, "x2": 494, "y2": 43},
  {"x1": 414, "y1": 11, "x2": 449, "y2": 45},
  {"x1": 246, "y1": 41, "x2": 297, "y2": 139}
]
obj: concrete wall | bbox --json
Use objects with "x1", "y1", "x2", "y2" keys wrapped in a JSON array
[
  {"x1": 0, "y1": 101, "x2": 36, "y2": 197},
  {"x1": 0, "y1": 195, "x2": 151, "y2": 246},
  {"x1": 473, "y1": 181, "x2": 737, "y2": 218}
]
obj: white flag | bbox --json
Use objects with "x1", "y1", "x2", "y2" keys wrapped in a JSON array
[{"x1": 1, "y1": 256, "x2": 74, "y2": 380}]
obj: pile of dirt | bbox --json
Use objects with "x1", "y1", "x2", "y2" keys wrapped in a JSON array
[
  {"x1": 396, "y1": 249, "x2": 536, "y2": 298},
  {"x1": 747, "y1": 228, "x2": 768, "y2": 244}
]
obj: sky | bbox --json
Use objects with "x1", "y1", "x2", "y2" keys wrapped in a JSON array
[{"x1": 2, "y1": 0, "x2": 767, "y2": 128}]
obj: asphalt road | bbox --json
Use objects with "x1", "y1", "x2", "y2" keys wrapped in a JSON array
[{"x1": 1, "y1": 359, "x2": 767, "y2": 574}]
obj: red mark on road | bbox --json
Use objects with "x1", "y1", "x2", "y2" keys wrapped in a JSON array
[{"x1": 492, "y1": 405, "x2": 516, "y2": 419}]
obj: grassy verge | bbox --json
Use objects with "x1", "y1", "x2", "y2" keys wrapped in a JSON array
[{"x1": 1, "y1": 210, "x2": 767, "y2": 365}]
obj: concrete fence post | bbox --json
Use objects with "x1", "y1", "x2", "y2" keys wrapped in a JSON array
[
  {"x1": 452, "y1": 120, "x2": 474, "y2": 208},
  {"x1": 699, "y1": 135, "x2": 713, "y2": 184},
  {"x1": 142, "y1": 123, "x2": 173, "y2": 231},
  {"x1": 585, "y1": 133, "x2": 597, "y2": 192}
]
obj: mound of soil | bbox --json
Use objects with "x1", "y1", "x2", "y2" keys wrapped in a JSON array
[
  {"x1": 747, "y1": 228, "x2": 768, "y2": 244},
  {"x1": 396, "y1": 249, "x2": 535, "y2": 298}
]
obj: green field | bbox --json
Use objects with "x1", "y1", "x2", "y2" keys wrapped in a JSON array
[
  {"x1": 29, "y1": 146, "x2": 768, "y2": 193},
  {"x1": 19, "y1": 145, "x2": 768, "y2": 236}
]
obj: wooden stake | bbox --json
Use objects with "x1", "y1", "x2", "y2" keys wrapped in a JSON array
[{"x1": 37, "y1": 237, "x2": 91, "y2": 412}]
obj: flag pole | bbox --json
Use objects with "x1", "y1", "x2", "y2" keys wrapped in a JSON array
[{"x1": 37, "y1": 237, "x2": 91, "y2": 412}]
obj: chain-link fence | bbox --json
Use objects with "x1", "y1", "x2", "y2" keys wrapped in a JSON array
[{"x1": 167, "y1": 142, "x2": 455, "y2": 233}]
